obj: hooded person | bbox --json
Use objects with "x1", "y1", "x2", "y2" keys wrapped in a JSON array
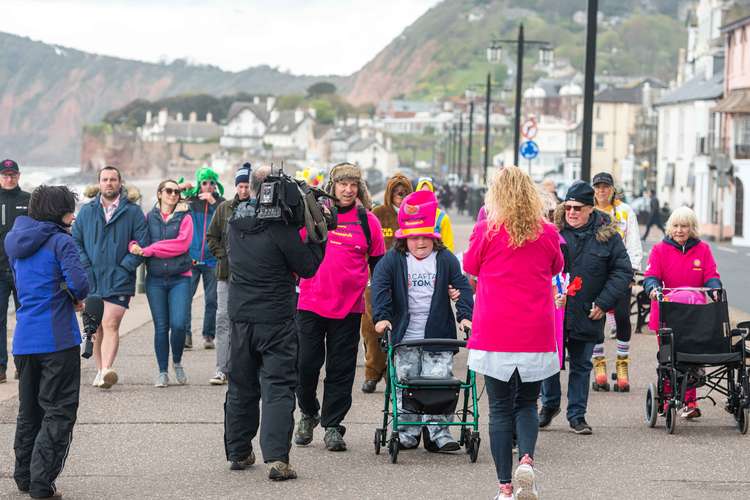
[
  {"x1": 360, "y1": 173, "x2": 413, "y2": 394},
  {"x1": 371, "y1": 189, "x2": 473, "y2": 451},
  {"x1": 178, "y1": 166, "x2": 225, "y2": 350},
  {"x1": 295, "y1": 162, "x2": 386, "y2": 452},
  {"x1": 416, "y1": 177, "x2": 455, "y2": 252}
]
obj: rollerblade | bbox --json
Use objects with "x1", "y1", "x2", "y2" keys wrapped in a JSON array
[
  {"x1": 591, "y1": 356, "x2": 610, "y2": 391},
  {"x1": 612, "y1": 355, "x2": 630, "y2": 392}
]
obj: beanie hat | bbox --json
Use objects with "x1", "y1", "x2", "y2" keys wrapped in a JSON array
[
  {"x1": 395, "y1": 190, "x2": 441, "y2": 240},
  {"x1": 565, "y1": 180, "x2": 594, "y2": 206},
  {"x1": 235, "y1": 163, "x2": 251, "y2": 186}
]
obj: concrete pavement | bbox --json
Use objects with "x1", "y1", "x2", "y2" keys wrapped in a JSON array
[{"x1": 1, "y1": 212, "x2": 750, "y2": 499}]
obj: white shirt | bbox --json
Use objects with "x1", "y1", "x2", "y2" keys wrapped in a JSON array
[
  {"x1": 468, "y1": 349, "x2": 560, "y2": 383},
  {"x1": 403, "y1": 251, "x2": 437, "y2": 342}
]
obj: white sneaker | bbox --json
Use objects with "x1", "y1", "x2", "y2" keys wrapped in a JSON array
[
  {"x1": 495, "y1": 483, "x2": 514, "y2": 499},
  {"x1": 92, "y1": 371, "x2": 102, "y2": 387},
  {"x1": 155, "y1": 372, "x2": 169, "y2": 388},
  {"x1": 209, "y1": 371, "x2": 227, "y2": 385},
  {"x1": 174, "y1": 364, "x2": 188, "y2": 385},
  {"x1": 514, "y1": 454, "x2": 539, "y2": 500}
]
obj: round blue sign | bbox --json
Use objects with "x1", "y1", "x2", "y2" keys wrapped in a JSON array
[{"x1": 520, "y1": 140, "x2": 539, "y2": 160}]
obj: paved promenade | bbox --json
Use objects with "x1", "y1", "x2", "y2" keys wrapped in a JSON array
[{"x1": 1, "y1": 213, "x2": 749, "y2": 499}]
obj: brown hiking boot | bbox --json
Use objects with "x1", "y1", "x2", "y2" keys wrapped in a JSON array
[{"x1": 268, "y1": 461, "x2": 297, "y2": 481}]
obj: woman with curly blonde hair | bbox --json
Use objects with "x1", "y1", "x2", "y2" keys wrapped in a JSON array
[{"x1": 463, "y1": 166, "x2": 564, "y2": 499}]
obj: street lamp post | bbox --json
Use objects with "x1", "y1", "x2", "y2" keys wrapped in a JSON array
[
  {"x1": 457, "y1": 113, "x2": 464, "y2": 180},
  {"x1": 483, "y1": 72, "x2": 492, "y2": 184},
  {"x1": 467, "y1": 100, "x2": 475, "y2": 182},
  {"x1": 580, "y1": 0, "x2": 599, "y2": 182},
  {"x1": 488, "y1": 24, "x2": 553, "y2": 168}
]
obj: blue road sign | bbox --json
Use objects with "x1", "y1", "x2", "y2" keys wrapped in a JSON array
[{"x1": 520, "y1": 140, "x2": 539, "y2": 160}]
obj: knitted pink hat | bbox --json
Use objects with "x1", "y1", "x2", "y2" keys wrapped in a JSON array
[{"x1": 395, "y1": 190, "x2": 441, "y2": 239}]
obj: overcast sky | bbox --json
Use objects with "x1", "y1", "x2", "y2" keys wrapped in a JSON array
[{"x1": 0, "y1": 0, "x2": 442, "y2": 75}]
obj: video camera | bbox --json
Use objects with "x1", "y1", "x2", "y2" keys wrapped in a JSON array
[{"x1": 257, "y1": 167, "x2": 337, "y2": 243}]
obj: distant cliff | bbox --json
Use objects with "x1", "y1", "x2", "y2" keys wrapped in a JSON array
[{"x1": 0, "y1": 32, "x2": 348, "y2": 165}]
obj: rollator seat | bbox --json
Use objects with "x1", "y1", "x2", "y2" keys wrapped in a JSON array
[
  {"x1": 658, "y1": 345, "x2": 742, "y2": 365},
  {"x1": 401, "y1": 375, "x2": 462, "y2": 387}
]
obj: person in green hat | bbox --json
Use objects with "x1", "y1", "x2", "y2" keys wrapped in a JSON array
[{"x1": 179, "y1": 167, "x2": 225, "y2": 349}]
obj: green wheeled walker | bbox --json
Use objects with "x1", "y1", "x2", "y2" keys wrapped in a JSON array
[{"x1": 373, "y1": 327, "x2": 481, "y2": 464}]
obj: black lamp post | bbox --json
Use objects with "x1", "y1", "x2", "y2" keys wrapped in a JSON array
[
  {"x1": 581, "y1": 0, "x2": 599, "y2": 182},
  {"x1": 488, "y1": 24, "x2": 553, "y2": 168}
]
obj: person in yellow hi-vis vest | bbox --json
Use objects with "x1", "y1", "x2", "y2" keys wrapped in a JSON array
[{"x1": 415, "y1": 177, "x2": 454, "y2": 252}]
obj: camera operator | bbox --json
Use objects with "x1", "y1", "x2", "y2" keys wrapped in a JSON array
[
  {"x1": 5, "y1": 185, "x2": 89, "y2": 499},
  {"x1": 223, "y1": 167, "x2": 326, "y2": 481}
]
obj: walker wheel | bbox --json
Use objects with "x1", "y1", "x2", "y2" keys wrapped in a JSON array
[
  {"x1": 461, "y1": 427, "x2": 471, "y2": 451},
  {"x1": 388, "y1": 433, "x2": 399, "y2": 464},
  {"x1": 469, "y1": 433, "x2": 480, "y2": 463},
  {"x1": 737, "y1": 408, "x2": 749, "y2": 435},
  {"x1": 374, "y1": 429, "x2": 383, "y2": 454},
  {"x1": 644, "y1": 384, "x2": 658, "y2": 428},
  {"x1": 665, "y1": 405, "x2": 677, "y2": 434}
]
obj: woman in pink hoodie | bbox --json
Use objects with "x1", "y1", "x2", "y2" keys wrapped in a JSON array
[
  {"x1": 130, "y1": 180, "x2": 194, "y2": 388},
  {"x1": 464, "y1": 166, "x2": 563, "y2": 500}
]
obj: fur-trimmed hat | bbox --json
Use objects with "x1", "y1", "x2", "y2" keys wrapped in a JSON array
[{"x1": 324, "y1": 162, "x2": 372, "y2": 210}]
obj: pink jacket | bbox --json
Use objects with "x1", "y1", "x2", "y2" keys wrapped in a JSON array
[
  {"x1": 645, "y1": 238, "x2": 721, "y2": 330},
  {"x1": 130, "y1": 213, "x2": 194, "y2": 277},
  {"x1": 463, "y1": 220, "x2": 564, "y2": 352}
]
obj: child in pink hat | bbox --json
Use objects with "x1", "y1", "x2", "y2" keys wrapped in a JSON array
[{"x1": 371, "y1": 190, "x2": 474, "y2": 451}]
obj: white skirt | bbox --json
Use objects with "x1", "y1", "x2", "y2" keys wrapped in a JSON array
[{"x1": 468, "y1": 349, "x2": 560, "y2": 383}]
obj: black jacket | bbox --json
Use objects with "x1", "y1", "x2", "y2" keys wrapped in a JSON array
[
  {"x1": 227, "y1": 200, "x2": 325, "y2": 323},
  {"x1": 371, "y1": 248, "x2": 473, "y2": 349},
  {"x1": 0, "y1": 186, "x2": 31, "y2": 272},
  {"x1": 555, "y1": 207, "x2": 633, "y2": 343}
]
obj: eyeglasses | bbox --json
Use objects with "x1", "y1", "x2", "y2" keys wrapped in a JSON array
[
  {"x1": 564, "y1": 204, "x2": 585, "y2": 212},
  {"x1": 201, "y1": 181, "x2": 216, "y2": 187},
  {"x1": 161, "y1": 187, "x2": 180, "y2": 196}
]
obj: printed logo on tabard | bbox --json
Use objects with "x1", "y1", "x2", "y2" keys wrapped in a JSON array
[
  {"x1": 404, "y1": 203, "x2": 419, "y2": 215},
  {"x1": 692, "y1": 258, "x2": 702, "y2": 271}
]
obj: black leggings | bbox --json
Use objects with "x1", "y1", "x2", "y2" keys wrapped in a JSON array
[{"x1": 613, "y1": 291, "x2": 631, "y2": 342}]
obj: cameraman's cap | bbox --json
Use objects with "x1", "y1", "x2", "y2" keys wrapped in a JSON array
[
  {"x1": 1, "y1": 159, "x2": 19, "y2": 174},
  {"x1": 565, "y1": 180, "x2": 594, "y2": 206},
  {"x1": 235, "y1": 163, "x2": 251, "y2": 185},
  {"x1": 592, "y1": 172, "x2": 614, "y2": 187}
]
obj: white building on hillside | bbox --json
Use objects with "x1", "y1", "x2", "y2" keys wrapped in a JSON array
[{"x1": 220, "y1": 99, "x2": 272, "y2": 150}]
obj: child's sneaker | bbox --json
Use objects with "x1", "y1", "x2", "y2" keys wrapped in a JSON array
[
  {"x1": 514, "y1": 454, "x2": 539, "y2": 500},
  {"x1": 681, "y1": 403, "x2": 701, "y2": 419},
  {"x1": 495, "y1": 483, "x2": 514, "y2": 499}
]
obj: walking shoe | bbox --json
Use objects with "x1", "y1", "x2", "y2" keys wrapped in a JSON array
[
  {"x1": 514, "y1": 454, "x2": 539, "y2": 500},
  {"x1": 294, "y1": 413, "x2": 319, "y2": 446},
  {"x1": 268, "y1": 461, "x2": 297, "y2": 481},
  {"x1": 398, "y1": 434, "x2": 419, "y2": 450},
  {"x1": 681, "y1": 404, "x2": 701, "y2": 419},
  {"x1": 324, "y1": 426, "x2": 347, "y2": 452},
  {"x1": 203, "y1": 337, "x2": 215, "y2": 349},
  {"x1": 184, "y1": 336, "x2": 193, "y2": 349},
  {"x1": 173, "y1": 364, "x2": 188, "y2": 385},
  {"x1": 538, "y1": 406, "x2": 561, "y2": 428},
  {"x1": 570, "y1": 419, "x2": 593, "y2": 435},
  {"x1": 435, "y1": 439, "x2": 461, "y2": 453},
  {"x1": 30, "y1": 489, "x2": 63, "y2": 498},
  {"x1": 209, "y1": 371, "x2": 227, "y2": 385},
  {"x1": 229, "y1": 451, "x2": 255, "y2": 470},
  {"x1": 99, "y1": 368, "x2": 118, "y2": 389},
  {"x1": 361, "y1": 379, "x2": 378, "y2": 393},
  {"x1": 0, "y1": 366, "x2": 6, "y2": 383},
  {"x1": 154, "y1": 372, "x2": 168, "y2": 388},
  {"x1": 495, "y1": 483, "x2": 514, "y2": 499},
  {"x1": 592, "y1": 356, "x2": 610, "y2": 391},
  {"x1": 92, "y1": 371, "x2": 103, "y2": 387},
  {"x1": 614, "y1": 355, "x2": 630, "y2": 392}
]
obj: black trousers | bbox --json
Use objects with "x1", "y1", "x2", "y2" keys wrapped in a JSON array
[
  {"x1": 14, "y1": 346, "x2": 80, "y2": 498},
  {"x1": 613, "y1": 291, "x2": 632, "y2": 343},
  {"x1": 224, "y1": 319, "x2": 298, "y2": 464},
  {"x1": 296, "y1": 310, "x2": 362, "y2": 428}
]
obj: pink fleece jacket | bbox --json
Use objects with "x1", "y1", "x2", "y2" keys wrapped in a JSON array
[
  {"x1": 463, "y1": 220, "x2": 564, "y2": 352},
  {"x1": 131, "y1": 213, "x2": 194, "y2": 277},
  {"x1": 645, "y1": 239, "x2": 720, "y2": 331}
]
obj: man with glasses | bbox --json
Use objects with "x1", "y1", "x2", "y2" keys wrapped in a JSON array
[
  {"x1": 73, "y1": 165, "x2": 148, "y2": 388},
  {"x1": 538, "y1": 181, "x2": 631, "y2": 435},
  {"x1": 0, "y1": 159, "x2": 30, "y2": 383},
  {"x1": 360, "y1": 173, "x2": 412, "y2": 393},
  {"x1": 180, "y1": 167, "x2": 225, "y2": 350}
]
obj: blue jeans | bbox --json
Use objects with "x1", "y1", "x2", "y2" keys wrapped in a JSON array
[
  {"x1": 145, "y1": 275, "x2": 191, "y2": 372},
  {"x1": 187, "y1": 265, "x2": 217, "y2": 340},
  {"x1": 485, "y1": 372, "x2": 541, "y2": 483},
  {"x1": 0, "y1": 271, "x2": 15, "y2": 368},
  {"x1": 541, "y1": 338, "x2": 595, "y2": 423}
]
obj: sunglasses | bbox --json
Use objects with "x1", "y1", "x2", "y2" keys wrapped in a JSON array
[
  {"x1": 201, "y1": 180, "x2": 216, "y2": 187},
  {"x1": 564, "y1": 204, "x2": 585, "y2": 212},
  {"x1": 393, "y1": 190, "x2": 408, "y2": 197},
  {"x1": 161, "y1": 187, "x2": 180, "y2": 196}
]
